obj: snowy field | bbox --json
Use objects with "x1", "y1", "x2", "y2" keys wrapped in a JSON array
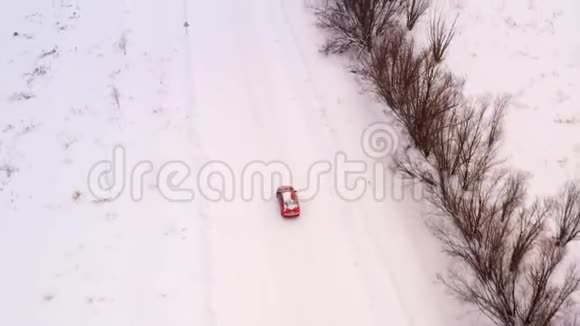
[
  {"x1": 429, "y1": 0, "x2": 580, "y2": 198},
  {"x1": 0, "y1": 0, "x2": 578, "y2": 325}
]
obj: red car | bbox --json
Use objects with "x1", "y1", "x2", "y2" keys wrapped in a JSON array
[{"x1": 276, "y1": 185, "x2": 300, "y2": 218}]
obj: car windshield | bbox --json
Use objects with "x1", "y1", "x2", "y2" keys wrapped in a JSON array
[
  {"x1": 285, "y1": 199, "x2": 298, "y2": 209},
  {"x1": 281, "y1": 191, "x2": 298, "y2": 209}
]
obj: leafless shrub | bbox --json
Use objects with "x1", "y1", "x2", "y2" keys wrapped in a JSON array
[
  {"x1": 72, "y1": 190, "x2": 82, "y2": 201},
  {"x1": 42, "y1": 294, "x2": 55, "y2": 302},
  {"x1": 402, "y1": 56, "x2": 464, "y2": 156},
  {"x1": 395, "y1": 95, "x2": 506, "y2": 191},
  {"x1": 361, "y1": 30, "x2": 463, "y2": 156},
  {"x1": 431, "y1": 96, "x2": 507, "y2": 190},
  {"x1": 55, "y1": 21, "x2": 69, "y2": 32},
  {"x1": 360, "y1": 27, "x2": 422, "y2": 109},
  {"x1": 2, "y1": 125, "x2": 15, "y2": 133},
  {"x1": 395, "y1": 93, "x2": 580, "y2": 324},
  {"x1": 63, "y1": 136, "x2": 77, "y2": 150},
  {"x1": 8, "y1": 92, "x2": 35, "y2": 101},
  {"x1": 441, "y1": 230, "x2": 580, "y2": 325},
  {"x1": 405, "y1": 147, "x2": 580, "y2": 325},
  {"x1": 553, "y1": 182, "x2": 580, "y2": 246},
  {"x1": 0, "y1": 164, "x2": 18, "y2": 189},
  {"x1": 429, "y1": 14, "x2": 457, "y2": 63},
  {"x1": 376, "y1": 25, "x2": 576, "y2": 326},
  {"x1": 554, "y1": 117, "x2": 578, "y2": 124},
  {"x1": 118, "y1": 33, "x2": 128, "y2": 55},
  {"x1": 25, "y1": 65, "x2": 48, "y2": 85},
  {"x1": 0, "y1": 164, "x2": 18, "y2": 179},
  {"x1": 404, "y1": 0, "x2": 429, "y2": 30},
  {"x1": 39, "y1": 46, "x2": 58, "y2": 58},
  {"x1": 314, "y1": 2, "x2": 580, "y2": 324},
  {"x1": 314, "y1": 0, "x2": 406, "y2": 55},
  {"x1": 13, "y1": 32, "x2": 34, "y2": 39},
  {"x1": 18, "y1": 121, "x2": 40, "y2": 135},
  {"x1": 111, "y1": 86, "x2": 121, "y2": 110}
]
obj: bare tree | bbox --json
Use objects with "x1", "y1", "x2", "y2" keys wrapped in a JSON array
[
  {"x1": 362, "y1": 32, "x2": 464, "y2": 156},
  {"x1": 314, "y1": 2, "x2": 580, "y2": 324},
  {"x1": 402, "y1": 56, "x2": 464, "y2": 156},
  {"x1": 409, "y1": 150, "x2": 580, "y2": 325},
  {"x1": 118, "y1": 32, "x2": 128, "y2": 55},
  {"x1": 314, "y1": 0, "x2": 406, "y2": 55},
  {"x1": 360, "y1": 27, "x2": 423, "y2": 109},
  {"x1": 111, "y1": 86, "x2": 121, "y2": 110},
  {"x1": 554, "y1": 182, "x2": 580, "y2": 246},
  {"x1": 431, "y1": 96, "x2": 507, "y2": 190},
  {"x1": 395, "y1": 95, "x2": 509, "y2": 209},
  {"x1": 394, "y1": 95, "x2": 580, "y2": 325},
  {"x1": 405, "y1": 0, "x2": 429, "y2": 30},
  {"x1": 429, "y1": 13, "x2": 457, "y2": 63}
]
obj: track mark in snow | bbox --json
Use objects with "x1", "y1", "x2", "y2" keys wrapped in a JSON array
[
  {"x1": 116, "y1": 32, "x2": 129, "y2": 56},
  {"x1": 278, "y1": 2, "x2": 417, "y2": 325},
  {"x1": 278, "y1": 0, "x2": 338, "y2": 137},
  {"x1": 181, "y1": 0, "x2": 217, "y2": 324}
]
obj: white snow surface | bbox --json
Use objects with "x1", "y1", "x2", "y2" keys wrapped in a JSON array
[
  {"x1": 0, "y1": 1, "x2": 451, "y2": 325},
  {"x1": 429, "y1": 0, "x2": 580, "y2": 199},
  {"x1": 0, "y1": 0, "x2": 578, "y2": 325}
]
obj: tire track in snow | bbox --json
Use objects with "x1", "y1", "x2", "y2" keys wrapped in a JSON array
[
  {"x1": 227, "y1": 2, "x2": 329, "y2": 324},
  {"x1": 276, "y1": 1, "x2": 417, "y2": 324},
  {"x1": 227, "y1": 3, "x2": 287, "y2": 324},
  {"x1": 187, "y1": 1, "x2": 294, "y2": 324},
  {"x1": 238, "y1": 1, "x2": 413, "y2": 325},
  {"x1": 180, "y1": 0, "x2": 217, "y2": 324},
  {"x1": 279, "y1": 3, "x2": 448, "y2": 325},
  {"x1": 226, "y1": 1, "x2": 381, "y2": 325}
]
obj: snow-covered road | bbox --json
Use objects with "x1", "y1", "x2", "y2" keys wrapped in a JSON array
[
  {"x1": 188, "y1": 1, "x2": 449, "y2": 325},
  {"x1": 0, "y1": 1, "x2": 453, "y2": 325}
]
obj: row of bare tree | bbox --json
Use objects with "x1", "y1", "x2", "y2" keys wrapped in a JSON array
[{"x1": 314, "y1": 0, "x2": 580, "y2": 325}]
